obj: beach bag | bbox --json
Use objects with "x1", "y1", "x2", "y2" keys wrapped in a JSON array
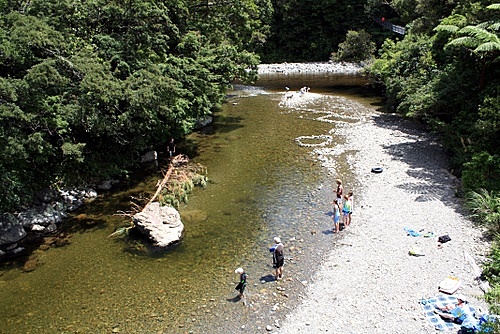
[{"x1": 438, "y1": 235, "x2": 451, "y2": 243}]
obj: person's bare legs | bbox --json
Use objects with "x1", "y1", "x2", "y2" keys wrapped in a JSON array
[
  {"x1": 276, "y1": 266, "x2": 283, "y2": 280},
  {"x1": 433, "y1": 309, "x2": 455, "y2": 320}
]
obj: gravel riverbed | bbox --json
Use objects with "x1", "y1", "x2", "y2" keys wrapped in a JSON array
[
  {"x1": 257, "y1": 62, "x2": 363, "y2": 75},
  {"x1": 254, "y1": 63, "x2": 491, "y2": 334}
]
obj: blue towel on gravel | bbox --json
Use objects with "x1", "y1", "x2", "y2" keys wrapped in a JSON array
[
  {"x1": 404, "y1": 227, "x2": 421, "y2": 237},
  {"x1": 421, "y1": 295, "x2": 478, "y2": 331}
]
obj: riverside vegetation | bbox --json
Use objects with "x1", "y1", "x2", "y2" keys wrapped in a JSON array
[{"x1": 0, "y1": 0, "x2": 499, "y2": 324}]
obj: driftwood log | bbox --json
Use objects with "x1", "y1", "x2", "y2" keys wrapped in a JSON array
[{"x1": 146, "y1": 154, "x2": 189, "y2": 207}]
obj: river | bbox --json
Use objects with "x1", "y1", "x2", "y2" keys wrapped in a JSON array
[{"x1": 0, "y1": 72, "x2": 381, "y2": 334}]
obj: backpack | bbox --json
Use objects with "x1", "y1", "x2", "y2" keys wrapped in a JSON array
[{"x1": 438, "y1": 235, "x2": 451, "y2": 243}]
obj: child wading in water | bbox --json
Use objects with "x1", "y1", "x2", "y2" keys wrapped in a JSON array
[
  {"x1": 332, "y1": 200, "x2": 341, "y2": 233},
  {"x1": 234, "y1": 268, "x2": 248, "y2": 298},
  {"x1": 342, "y1": 194, "x2": 351, "y2": 228}
]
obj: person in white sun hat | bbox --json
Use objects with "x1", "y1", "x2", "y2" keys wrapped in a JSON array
[
  {"x1": 273, "y1": 237, "x2": 284, "y2": 280},
  {"x1": 234, "y1": 268, "x2": 248, "y2": 298},
  {"x1": 434, "y1": 294, "x2": 469, "y2": 324}
]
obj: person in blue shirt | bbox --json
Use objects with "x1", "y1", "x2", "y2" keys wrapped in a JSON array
[
  {"x1": 434, "y1": 295, "x2": 469, "y2": 324},
  {"x1": 332, "y1": 200, "x2": 341, "y2": 233},
  {"x1": 342, "y1": 194, "x2": 352, "y2": 228}
]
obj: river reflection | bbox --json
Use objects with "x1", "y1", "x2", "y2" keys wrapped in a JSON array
[{"x1": 0, "y1": 73, "x2": 379, "y2": 333}]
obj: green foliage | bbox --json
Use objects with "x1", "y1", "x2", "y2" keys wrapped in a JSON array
[
  {"x1": 369, "y1": 34, "x2": 445, "y2": 118},
  {"x1": 462, "y1": 153, "x2": 500, "y2": 192},
  {"x1": 333, "y1": 30, "x2": 376, "y2": 62},
  {"x1": 261, "y1": 0, "x2": 372, "y2": 61},
  {"x1": 482, "y1": 238, "x2": 500, "y2": 315},
  {"x1": 467, "y1": 189, "x2": 500, "y2": 230},
  {"x1": 159, "y1": 173, "x2": 207, "y2": 208},
  {"x1": 192, "y1": 174, "x2": 208, "y2": 188},
  {"x1": 0, "y1": 0, "x2": 270, "y2": 212}
]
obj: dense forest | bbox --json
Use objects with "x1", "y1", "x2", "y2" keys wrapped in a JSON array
[
  {"x1": 0, "y1": 0, "x2": 271, "y2": 211},
  {"x1": 1, "y1": 0, "x2": 499, "y2": 311}
]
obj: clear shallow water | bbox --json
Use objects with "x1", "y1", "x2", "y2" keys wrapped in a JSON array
[{"x1": 0, "y1": 74, "x2": 380, "y2": 333}]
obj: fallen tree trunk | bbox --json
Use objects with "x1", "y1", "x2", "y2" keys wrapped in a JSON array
[{"x1": 146, "y1": 155, "x2": 188, "y2": 208}]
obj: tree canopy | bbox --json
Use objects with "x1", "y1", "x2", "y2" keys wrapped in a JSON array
[
  {"x1": 0, "y1": 0, "x2": 269, "y2": 211},
  {"x1": 1, "y1": 0, "x2": 499, "y2": 222}
]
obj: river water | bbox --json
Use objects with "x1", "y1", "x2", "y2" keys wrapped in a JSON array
[{"x1": 0, "y1": 73, "x2": 380, "y2": 334}]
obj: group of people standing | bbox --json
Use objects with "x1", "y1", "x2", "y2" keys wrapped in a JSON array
[
  {"x1": 233, "y1": 180, "x2": 353, "y2": 299},
  {"x1": 332, "y1": 179, "x2": 353, "y2": 233}
]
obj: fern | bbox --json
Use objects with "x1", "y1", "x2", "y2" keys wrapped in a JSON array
[
  {"x1": 467, "y1": 189, "x2": 500, "y2": 231},
  {"x1": 434, "y1": 24, "x2": 460, "y2": 33},
  {"x1": 447, "y1": 36, "x2": 478, "y2": 48},
  {"x1": 476, "y1": 41, "x2": 500, "y2": 52},
  {"x1": 486, "y1": 4, "x2": 500, "y2": 10}
]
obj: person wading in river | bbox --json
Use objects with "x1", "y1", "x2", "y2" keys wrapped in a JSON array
[
  {"x1": 273, "y1": 237, "x2": 285, "y2": 280},
  {"x1": 234, "y1": 268, "x2": 248, "y2": 298}
]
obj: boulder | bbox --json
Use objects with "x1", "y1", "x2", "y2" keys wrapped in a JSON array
[
  {"x1": 1, "y1": 187, "x2": 98, "y2": 259},
  {"x1": 141, "y1": 150, "x2": 158, "y2": 163},
  {"x1": 0, "y1": 213, "x2": 27, "y2": 245},
  {"x1": 98, "y1": 180, "x2": 113, "y2": 190},
  {"x1": 133, "y1": 202, "x2": 184, "y2": 248},
  {"x1": 194, "y1": 115, "x2": 213, "y2": 129}
]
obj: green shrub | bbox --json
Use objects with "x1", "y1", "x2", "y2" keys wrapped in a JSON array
[
  {"x1": 482, "y1": 239, "x2": 500, "y2": 315},
  {"x1": 160, "y1": 173, "x2": 207, "y2": 208},
  {"x1": 332, "y1": 30, "x2": 376, "y2": 62},
  {"x1": 462, "y1": 153, "x2": 500, "y2": 193},
  {"x1": 466, "y1": 189, "x2": 500, "y2": 232}
]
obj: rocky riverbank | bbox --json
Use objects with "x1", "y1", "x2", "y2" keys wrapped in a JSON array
[
  {"x1": 257, "y1": 62, "x2": 364, "y2": 75},
  {"x1": 274, "y1": 98, "x2": 491, "y2": 333},
  {"x1": 0, "y1": 188, "x2": 98, "y2": 260}
]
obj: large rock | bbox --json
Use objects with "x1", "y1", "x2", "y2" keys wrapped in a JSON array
[
  {"x1": 0, "y1": 213, "x2": 27, "y2": 245},
  {"x1": 0, "y1": 187, "x2": 98, "y2": 259},
  {"x1": 194, "y1": 115, "x2": 213, "y2": 129},
  {"x1": 133, "y1": 202, "x2": 184, "y2": 248},
  {"x1": 140, "y1": 150, "x2": 157, "y2": 163}
]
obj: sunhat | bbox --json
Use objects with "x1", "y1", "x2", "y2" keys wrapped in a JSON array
[
  {"x1": 454, "y1": 294, "x2": 467, "y2": 302},
  {"x1": 274, "y1": 237, "x2": 281, "y2": 244},
  {"x1": 235, "y1": 268, "x2": 244, "y2": 274}
]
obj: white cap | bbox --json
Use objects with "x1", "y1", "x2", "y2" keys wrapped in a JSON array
[
  {"x1": 274, "y1": 237, "x2": 281, "y2": 244},
  {"x1": 235, "y1": 268, "x2": 244, "y2": 274}
]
